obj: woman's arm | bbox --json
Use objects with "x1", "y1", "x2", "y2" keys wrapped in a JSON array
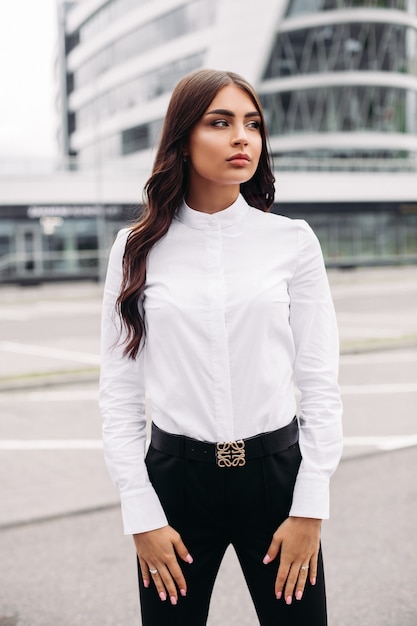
[
  {"x1": 99, "y1": 229, "x2": 168, "y2": 534},
  {"x1": 100, "y1": 230, "x2": 193, "y2": 603},
  {"x1": 264, "y1": 220, "x2": 343, "y2": 603},
  {"x1": 288, "y1": 219, "x2": 343, "y2": 520}
]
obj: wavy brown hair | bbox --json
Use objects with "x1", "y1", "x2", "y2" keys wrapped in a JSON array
[{"x1": 117, "y1": 69, "x2": 275, "y2": 358}]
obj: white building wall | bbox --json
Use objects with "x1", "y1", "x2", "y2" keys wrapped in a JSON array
[{"x1": 205, "y1": 0, "x2": 287, "y2": 85}]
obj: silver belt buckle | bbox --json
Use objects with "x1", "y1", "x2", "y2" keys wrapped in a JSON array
[{"x1": 215, "y1": 440, "x2": 246, "y2": 468}]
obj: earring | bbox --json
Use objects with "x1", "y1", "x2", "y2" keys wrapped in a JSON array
[{"x1": 183, "y1": 156, "x2": 187, "y2": 163}]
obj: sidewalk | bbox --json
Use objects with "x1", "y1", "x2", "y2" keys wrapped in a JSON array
[
  {"x1": 0, "y1": 265, "x2": 416, "y2": 390},
  {"x1": 0, "y1": 264, "x2": 416, "y2": 530},
  {"x1": 1, "y1": 267, "x2": 416, "y2": 625}
]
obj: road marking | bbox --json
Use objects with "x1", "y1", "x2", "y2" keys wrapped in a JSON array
[
  {"x1": 0, "y1": 302, "x2": 101, "y2": 321},
  {"x1": 340, "y1": 351, "x2": 417, "y2": 365},
  {"x1": 331, "y1": 282, "x2": 417, "y2": 298},
  {"x1": 344, "y1": 434, "x2": 417, "y2": 451},
  {"x1": 0, "y1": 440, "x2": 103, "y2": 450},
  {"x1": 0, "y1": 390, "x2": 98, "y2": 403},
  {"x1": 0, "y1": 341, "x2": 100, "y2": 365},
  {"x1": 341, "y1": 383, "x2": 417, "y2": 394},
  {"x1": 1, "y1": 435, "x2": 416, "y2": 453}
]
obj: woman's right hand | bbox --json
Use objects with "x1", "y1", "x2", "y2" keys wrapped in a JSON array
[{"x1": 134, "y1": 525, "x2": 193, "y2": 605}]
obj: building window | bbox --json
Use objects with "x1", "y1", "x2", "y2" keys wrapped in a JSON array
[
  {"x1": 66, "y1": 72, "x2": 74, "y2": 96},
  {"x1": 261, "y1": 85, "x2": 412, "y2": 135},
  {"x1": 264, "y1": 22, "x2": 410, "y2": 79},
  {"x1": 122, "y1": 124, "x2": 149, "y2": 155},
  {"x1": 65, "y1": 31, "x2": 79, "y2": 54},
  {"x1": 73, "y1": 0, "x2": 215, "y2": 90},
  {"x1": 76, "y1": 52, "x2": 204, "y2": 132},
  {"x1": 286, "y1": 0, "x2": 408, "y2": 16}
]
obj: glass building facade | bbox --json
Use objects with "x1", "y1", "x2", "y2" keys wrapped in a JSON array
[
  {"x1": 2, "y1": 0, "x2": 415, "y2": 284},
  {"x1": 62, "y1": 0, "x2": 216, "y2": 165},
  {"x1": 258, "y1": 0, "x2": 417, "y2": 168},
  {"x1": 61, "y1": 0, "x2": 416, "y2": 169}
]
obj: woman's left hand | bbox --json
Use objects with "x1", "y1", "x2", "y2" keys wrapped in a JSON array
[{"x1": 263, "y1": 516, "x2": 322, "y2": 604}]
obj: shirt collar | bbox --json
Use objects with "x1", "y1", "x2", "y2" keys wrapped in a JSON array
[{"x1": 175, "y1": 193, "x2": 250, "y2": 230}]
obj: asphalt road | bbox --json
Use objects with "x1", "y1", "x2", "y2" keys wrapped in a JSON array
[{"x1": 0, "y1": 266, "x2": 416, "y2": 625}]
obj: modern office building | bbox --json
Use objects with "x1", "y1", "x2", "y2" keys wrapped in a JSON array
[
  {"x1": 60, "y1": 0, "x2": 417, "y2": 172},
  {"x1": 0, "y1": 0, "x2": 416, "y2": 282}
]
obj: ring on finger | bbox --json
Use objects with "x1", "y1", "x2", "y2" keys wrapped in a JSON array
[
  {"x1": 149, "y1": 568, "x2": 158, "y2": 575},
  {"x1": 300, "y1": 565, "x2": 309, "y2": 571}
]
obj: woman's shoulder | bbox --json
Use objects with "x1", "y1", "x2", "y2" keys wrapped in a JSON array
[{"x1": 247, "y1": 205, "x2": 312, "y2": 233}]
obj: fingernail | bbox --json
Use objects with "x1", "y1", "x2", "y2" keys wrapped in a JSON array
[
  {"x1": 296, "y1": 590, "x2": 303, "y2": 601},
  {"x1": 286, "y1": 595, "x2": 292, "y2": 605},
  {"x1": 159, "y1": 592, "x2": 167, "y2": 601},
  {"x1": 143, "y1": 579, "x2": 149, "y2": 589},
  {"x1": 180, "y1": 588, "x2": 187, "y2": 597},
  {"x1": 263, "y1": 555, "x2": 271, "y2": 565},
  {"x1": 311, "y1": 577, "x2": 316, "y2": 586},
  {"x1": 276, "y1": 591, "x2": 282, "y2": 600},
  {"x1": 170, "y1": 596, "x2": 177, "y2": 605},
  {"x1": 186, "y1": 554, "x2": 193, "y2": 564}
]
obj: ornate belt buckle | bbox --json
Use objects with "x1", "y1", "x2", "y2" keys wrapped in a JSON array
[{"x1": 215, "y1": 440, "x2": 246, "y2": 468}]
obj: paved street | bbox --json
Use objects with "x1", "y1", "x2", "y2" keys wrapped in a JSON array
[{"x1": 0, "y1": 265, "x2": 416, "y2": 625}]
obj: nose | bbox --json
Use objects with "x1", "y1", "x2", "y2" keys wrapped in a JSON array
[{"x1": 232, "y1": 124, "x2": 249, "y2": 146}]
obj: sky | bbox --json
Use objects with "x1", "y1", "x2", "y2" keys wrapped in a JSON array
[{"x1": 0, "y1": 0, "x2": 58, "y2": 161}]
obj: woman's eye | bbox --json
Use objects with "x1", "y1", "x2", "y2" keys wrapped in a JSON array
[
  {"x1": 211, "y1": 119, "x2": 229, "y2": 127},
  {"x1": 247, "y1": 120, "x2": 260, "y2": 129}
]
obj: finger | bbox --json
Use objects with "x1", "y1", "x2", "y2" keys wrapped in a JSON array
[
  {"x1": 295, "y1": 563, "x2": 310, "y2": 601},
  {"x1": 263, "y1": 533, "x2": 282, "y2": 564},
  {"x1": 156, "y1": 560, "x2": 189, "y2": 605},
  {"x1": 148, "y1": 566, "x2": 169, "y2": 603},
  {"x1": 172, "y1": 533, "x2": 194, "y2": 565},
  {"x1": 162, "y1": 552, "x2": 188, "y2": 601},
  {"x1": 309, "y1": 550, "x2": 319, "y2": 586},
  {"x1": 169, "y1": 532, "x2": 192, "y2": 598},
  {"x1": 283, "y1": 562, "x2": 301, "y2": 605},
  {"x1": 274, "y1": 555, "x2": 291, "y2": 600},
  {"x1": 138, "y1": 556, "x2": 150, "y2": 589}
]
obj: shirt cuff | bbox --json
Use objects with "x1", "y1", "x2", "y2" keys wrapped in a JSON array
[
  {"x1": 120, "y1": 488, "x2": 169, "y2": 535},
  {"x1": 288, "y1": 474, "x2": 330, "y2": 520}
]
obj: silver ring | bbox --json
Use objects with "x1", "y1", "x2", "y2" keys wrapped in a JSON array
[
  {"x1": 301, "y1": 565, "x2": 309, "y2": 571},
  {"x1": 149, "y1": 568, "x2": 158, "y2": 575}
]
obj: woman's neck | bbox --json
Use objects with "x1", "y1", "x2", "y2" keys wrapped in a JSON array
[{"x1": 185, "y1": 183, "x2": 240, "y2": 214}]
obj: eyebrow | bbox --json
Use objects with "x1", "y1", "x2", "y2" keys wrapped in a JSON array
[{"x1": 205, "y1": 108, "x2": 261, "y2": 118}]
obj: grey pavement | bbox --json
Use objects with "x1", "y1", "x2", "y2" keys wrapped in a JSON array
[{"x1": 1, "y1": 265, "x2": 417, "y2": 625}]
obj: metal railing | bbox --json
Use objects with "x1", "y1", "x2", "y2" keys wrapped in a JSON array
[
  {"x1": 272, "y1": 156, "x2": 417, "y2": 173},
  {"x1": 0, "y1": 250, "x2": 103, "y2": 283}
]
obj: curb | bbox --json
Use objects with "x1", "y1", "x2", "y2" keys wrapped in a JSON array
[
  {"x1": 1, "y1": 340, "x2": 416, "y2": 392},
  {"x1": 0, "y1": 370, "x2": 99, "y2": 392}
]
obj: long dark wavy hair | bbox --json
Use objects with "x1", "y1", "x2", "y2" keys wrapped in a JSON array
[{"x1": 117, "y1": 69, "x2": 275, "y2": 358}]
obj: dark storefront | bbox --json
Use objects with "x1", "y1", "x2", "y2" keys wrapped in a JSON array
[
  {"x1": 0, "y1": 203, "x2": 139, "y2": 284},
  {"x1": 1, "y1": 200, "x2": 416, "y2": 283}
]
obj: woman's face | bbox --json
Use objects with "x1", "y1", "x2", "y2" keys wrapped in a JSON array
[{"x1": 185, "y1": 84, "x2": 263, "y2": 194}]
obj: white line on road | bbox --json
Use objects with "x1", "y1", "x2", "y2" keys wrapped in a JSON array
[
  {"x1": 1, "y1": 384, "x2": 415, "y2": 404},
  {"x1": 341, "y1": 383, "x2": 417, "y2": 394},
  {"x1": 344, "y1": 434, "x2": 417, "y2": 451},
  {"x1": 340, "y1": 351, "x2": 417, "y2": 365},
  {"x1": 0, "y1": 440, "x2": 103, "y2": 450},
  {"x1": 1, "y1": 435, "x2": 417, "y2": 452},
  {"x1": 0, "y1": 341, "x2": 100, "y2": 365}
]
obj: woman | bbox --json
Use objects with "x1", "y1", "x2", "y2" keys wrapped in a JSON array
[{"x1": 100, "y1": 69, "x2": 343, "y2": 626}]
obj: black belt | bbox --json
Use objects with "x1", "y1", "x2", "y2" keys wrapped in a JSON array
[{"x1": 150, "y1": 418, "x2": 299, "y2": 468}]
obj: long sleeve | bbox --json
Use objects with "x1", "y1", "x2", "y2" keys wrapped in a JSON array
[
  {"x1": 288, "y1": 221, "x2": 343, "y2": 519},
  {"x1": 99, "y1": 229, "x2": 168, "y2": 534}
]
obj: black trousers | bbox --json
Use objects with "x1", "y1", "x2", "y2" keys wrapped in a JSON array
[{"x1": 138, "y1": 434, "x2": 327, "y2": 626}]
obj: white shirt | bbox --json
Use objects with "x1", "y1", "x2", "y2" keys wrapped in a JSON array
[{"x1": 100, "y1": 194, "x2": 343, "y2": 535}]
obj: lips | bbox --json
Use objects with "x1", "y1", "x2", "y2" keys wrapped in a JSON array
[{"x1": 227, "y1": 153, "x2": 250, "y2": 162}]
